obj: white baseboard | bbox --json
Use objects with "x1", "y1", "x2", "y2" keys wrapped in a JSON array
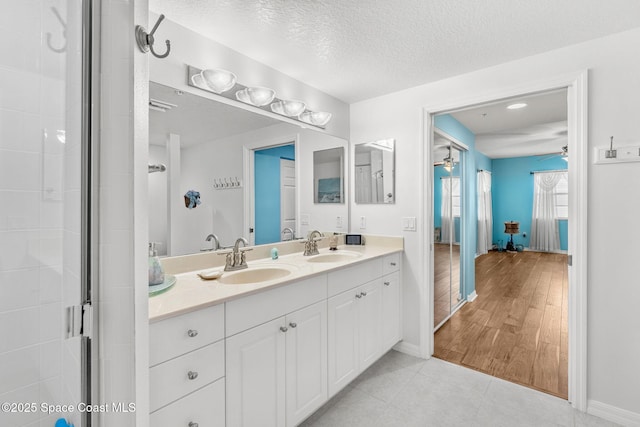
[
  {"x1": 588, "y1": 399, "x2": 640, "y2": 426},
  {"x1": 467, "y1": 291, "x2": 478, "y2": 302},
  {"x1": 393, "y1": 341, "x2": 423, "y2": 358}
]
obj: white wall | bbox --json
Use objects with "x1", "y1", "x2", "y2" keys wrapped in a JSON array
[
  {"x1": 148, "y1": 145, "x2": 168, "y2": 255},
  {"x1": 350, "y1": 28, "x2": 640, "y2": 417},
  {"x1": 149, "y1": 13, "x2": 349, "y2": 140}
]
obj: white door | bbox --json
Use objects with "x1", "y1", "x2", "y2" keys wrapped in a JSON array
[
  {"x1": 285, "y1": 301, "x2": 328, "y2": 426},
  {"x1": 226, "y1": 317, "x2": 287, "y2": 427},
  {"x1": 381, "y1": 272, "x2": 402, "y2": 350},
  {"x1": 280, "y1": 159, "x2": 296, "y2": 238},
  {"x1": 358, "y1": 280, "x2": 383, "y2": 371},
  {"x1": 327, "y1": 291, "x2": 359, "y2": 397}
]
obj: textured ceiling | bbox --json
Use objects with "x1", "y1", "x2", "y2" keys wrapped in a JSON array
[
  {"x1": 450, "y1": 90, "x2": 568, "y2": 159},
  {"x1": 149, "y1": 0, "x2": 640, "y2": 103}
]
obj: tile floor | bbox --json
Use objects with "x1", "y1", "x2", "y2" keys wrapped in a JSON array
[{"x1": 301, "y1": 350, "x2": 619, "y2": 427}]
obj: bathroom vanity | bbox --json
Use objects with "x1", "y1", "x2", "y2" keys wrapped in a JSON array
[{"x1": 148, "y1": 236, "x2": 403, "y2": 427}]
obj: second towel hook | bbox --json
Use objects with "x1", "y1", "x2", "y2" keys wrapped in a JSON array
[{"x1": 135, "y1": 14, "x2": 171, "y2": 59}]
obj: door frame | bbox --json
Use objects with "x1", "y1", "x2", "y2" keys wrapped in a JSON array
[
  {"x1": 243, "y1": 134, "x2": 300, "y2": 245},
  {"x1": 420, "y1": 71, "x2": 588, "y2": 410}
]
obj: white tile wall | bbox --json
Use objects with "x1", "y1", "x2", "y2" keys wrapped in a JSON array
[{"x1": 0, "y1": 1, "x2": 83, "y2": 426}]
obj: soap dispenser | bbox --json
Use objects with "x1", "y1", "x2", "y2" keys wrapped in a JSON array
[{"x1": 148, "y1": 242, "x2": 165, "y2": 286}]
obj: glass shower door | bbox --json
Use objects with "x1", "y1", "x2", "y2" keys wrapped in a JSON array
[{"x1": 0, "y1": 1, "x2": 94, "y2": 426}]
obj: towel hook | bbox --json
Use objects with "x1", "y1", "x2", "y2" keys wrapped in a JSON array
[
  {"x1": 46, "y1": 7, "x2": 67, "y2": 53},
  {"x1": 135, "y1": 14, "x2": 171, "y2": 59}
]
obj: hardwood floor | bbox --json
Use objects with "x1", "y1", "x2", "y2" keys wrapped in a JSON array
[{"x1": 434, "y1": 250, "x2": 568, "y2": 399}]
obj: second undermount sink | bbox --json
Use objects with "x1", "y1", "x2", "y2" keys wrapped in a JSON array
[
  {"x1": 306, "y1": 251, "x2": 363, "y2": 263},
  {"x1": 218, "y1": 266, "x2": 293, "y2": 285}
]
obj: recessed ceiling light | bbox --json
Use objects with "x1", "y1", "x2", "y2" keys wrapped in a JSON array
[{"x1": 507, "y1": 103, "x2": 527, "y2": 110}]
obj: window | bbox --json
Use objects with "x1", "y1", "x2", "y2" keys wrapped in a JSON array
[
  {"x1": 554, "y1": 173, "x2": 568, "y2": 219},
  {"x1": 442, "y1": 176, "x2": 461, "y2": 217}
]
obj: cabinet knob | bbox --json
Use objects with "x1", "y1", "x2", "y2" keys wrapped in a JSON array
[
  {"x1": 390, "y1": 262, "x2": 397, "y2": 266},
  {"x1": 280, "y1": 326, "x2": 288, "y2": 333},
  {"x1": 187, "y1": 371, "x2": 198, "y2": 380},
  {"x1": 189, "y1": 423, "x2": 199, "y2": 427},
  {"x1": 361, "y1": 291, "x2": 367, "y2": 297},
  {"x1": 187, "y1": 329, "x2": 198, "y2": 338},
  {"x1": 384, "y1": 281, "x2": 390, "y2": 286},
  {"x1": 289, "y1": 322, "x2": 297, "y2": 328},
  {"x1": 355, "y1": 294, "x2": 362, "y2": 299}
]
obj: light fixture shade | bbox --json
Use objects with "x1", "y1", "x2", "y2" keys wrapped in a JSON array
[
  {"x1": 270, "y1": 99, "x2": 306, "y2": 117},
  {"x1": 443, "y1": 160, "x2": 453, "y2": 172},
  {"x1": 504, "y1": 221, "x2": 520, "y2": 235},
  {"x1": 200, "y1": 68, "x2": 237, "y2": 94},
  {"x1": 235, "y1": 86, "x2": 276, "y2": 106},
  {"x1": 298, "y1": 110, "x2": 332, "y2": 126}
]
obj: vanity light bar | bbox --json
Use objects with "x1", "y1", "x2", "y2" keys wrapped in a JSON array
[{"x1": 186, "y1": 65, "x2": 331, "y2": 129}]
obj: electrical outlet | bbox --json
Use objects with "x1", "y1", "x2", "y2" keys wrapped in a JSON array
[{"x1": 359, "y1": 216, "x2": 366, "y2": 229}]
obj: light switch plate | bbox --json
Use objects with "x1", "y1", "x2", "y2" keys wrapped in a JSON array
[
  {"x1": 336, "y1": 216, "x2": 343, "y2": 228},
  {"x1": 402, "y1": 217, "x2": 417, "y2": 231},
  {"x1": 301, "y1": 214, "x2": 310, "y2": 225},
  {"x1": 359, "y1": 216, "x2": 366, "y2": 229}
]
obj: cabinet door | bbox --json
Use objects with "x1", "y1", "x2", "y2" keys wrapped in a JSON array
[
  {"x1": 226, "y1": 317, "x2": 286, "y2": 427},
  {"x1": 381, "y1": 272, "x2": 401, "y2": 351},
  {"x1": 285, "y1": 301, "x2": 328, "y2": 427},
  {"x1": 327, "y1": 290, "x2": 359, "y2": 397},
  {"x1": 358, "y1": 280, "x2": 383, "y2": 371}
]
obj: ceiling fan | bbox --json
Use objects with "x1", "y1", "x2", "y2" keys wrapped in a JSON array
[{"x1": 537, "y1": 145, "x2": 568, "y2": 162}]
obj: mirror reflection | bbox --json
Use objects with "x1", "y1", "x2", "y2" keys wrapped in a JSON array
[
  {"x1": 433, "y1": 132, "x2": 465, "y2": 328},
  {"x1": 148, "y1": 81, "x2": 348, "y2": 256},
  {"x1": 354, "y1": 139, "x2": 395, "y2": 204},
  {"x1": 313, "y1": 148, "x2": 344, "y2": 204}
]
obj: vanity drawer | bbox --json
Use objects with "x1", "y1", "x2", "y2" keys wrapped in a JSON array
[
  {"x1": 150, "y1": 304, "x2": 224, "y2": 367},
  {"x1": 328, "y1": 259, "x2": 382, "y2": 297},
  {"x1": 226, "y1": 274, "x2": 327, "y2": 337},
  {"x1": 150, "y1": 377, "x2": 225, "y2": 427},
  {"x1": 382, "y1": 253, "x2": 400, "y2": 276},
  {"x1": 149, "y1": 341, "x2": 225, "y2": 412}
]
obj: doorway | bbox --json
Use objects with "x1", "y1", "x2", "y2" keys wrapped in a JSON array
[
  {"x1": 432, "y1": 90, "x2": 570, "y2": 398},
  {"x1": 244, "y1": 137, "x2": 299, "y2": 246},
  {"x1": 422, "y1": 72, "x2": 588, "y2": 409},
  {"x1": 253, "y1": 144, "x2": 296, "y2": 244}
]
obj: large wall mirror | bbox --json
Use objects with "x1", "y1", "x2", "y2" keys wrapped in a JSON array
[
  {"x1": 148, "y1": 81, "x2": 349, "y2": 256},
  {"x1": 354, "y1": 139, "x2": 395, "y2": 204}
]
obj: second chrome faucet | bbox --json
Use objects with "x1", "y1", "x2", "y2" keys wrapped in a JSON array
[{"x1": 301, "y1": 230, "x2": 324, "y2": 256}]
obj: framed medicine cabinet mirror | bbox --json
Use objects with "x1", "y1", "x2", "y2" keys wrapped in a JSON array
[{"x1": 354, "y1": 138, "x2": 396, "y2": 204}]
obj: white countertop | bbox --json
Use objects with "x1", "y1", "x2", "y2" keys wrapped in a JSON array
[{"x1": 149, "y1": 243, "x2": 402, "y2": 322}]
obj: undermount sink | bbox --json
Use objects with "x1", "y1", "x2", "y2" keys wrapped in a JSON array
[
  {"x1": 218, "y1": 266, "x2": 293, "y2": 285},
  {"x1": 306, "y1": 251, "x2": 363, "y2": 263}
]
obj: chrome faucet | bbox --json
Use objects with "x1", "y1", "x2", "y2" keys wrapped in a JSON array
[
  {"x1": 204, "y1": 233, "x2": 221, "y2": 251},
  {"x1": 301, "y1": 230, "x2": 324, "y2": 256},
  {"x1": 218, "y1": 237, "x2": 252, "y2": 271},
  {"x1": 281, "y1": 227, "x2": 294, "y2": 241}
]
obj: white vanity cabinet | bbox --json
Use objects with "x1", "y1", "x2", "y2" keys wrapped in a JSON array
[
  {"x1": 225, "y1": 276, "x2": 328, "y2": 427},
  {"x1": 381, "y1": 253, "x2": 402, "y2": 350},
  {"x1": 149, "y1": 304, "x2": 225, "y2": 427},
  {"x1": 327, "y1": 254, "x2": 402, "y2": 398}
]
